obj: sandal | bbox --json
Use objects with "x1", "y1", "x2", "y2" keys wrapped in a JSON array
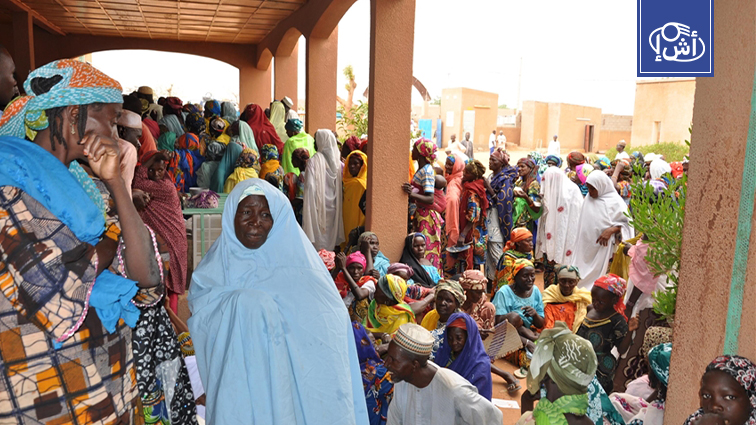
[{"x1": 513, "y1": 367, "x2": 527, "y2": 379}]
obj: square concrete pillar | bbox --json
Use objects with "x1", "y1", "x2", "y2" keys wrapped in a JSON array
[
  {"x1": 12, "y1": 11, "x2": 34, "y2": 86},
  {"x1": 665, "y1": 0, "x2": 756, "y2": 422},
  {"x1": 364, "y1": 0, "x2": 416, "y2": 261},
  {"x1": 239, "y1": 64, "x2": 272, "y2": 109},
  {"x1": 305, "y1": 27, "x2": 338, "y2": 133},
  {"x1": 275, "y1": 43, "x2": 298, "y2": 111}
]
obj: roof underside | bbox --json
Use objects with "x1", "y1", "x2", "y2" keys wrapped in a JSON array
[{"x1": 14, "y1": 0, "x2": 306, "y2": 44}]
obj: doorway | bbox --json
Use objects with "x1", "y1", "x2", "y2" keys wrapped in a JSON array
[
  {"x1": 653, "y1": 121, "x2": 662, "y2": 143},
  {"x1": 584, "y1": 124, "x2": 595, "y2": 152}
]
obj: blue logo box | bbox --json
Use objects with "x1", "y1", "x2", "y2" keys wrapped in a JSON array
[{"x1": 637, "y1": 0, "x2": 713, "y2": 77}]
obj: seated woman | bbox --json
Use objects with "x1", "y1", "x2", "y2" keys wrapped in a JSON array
[
  {"x1": 607, "y1": 342, "x2": 671, "y2": 425},
  {"x1": 365, "y1": 274, "x2": 418, "y2": 338},
  {"x1": 517, "y1": 321, "x2": 598, "y2": 425},
  {"x1": 493, "y1": 259, "x2": 544, "y2": 375},
  {"x1": 435, "y1": 312, "x2": 494, "y2": 400},
  {"x1": 542, "y1": 265, "x2": 591, "y2": 332},
  {"x1": 188, "y1": 179, "x2": 368, "y2": 424},
  {"x1": 400, "y1": 233, "x2": 442, "y2": 288},
  {"x1": 133, "y1": 150, "x2": 189, "y2": 314},
  {"x1": 334, "y1": 251, "x2": 377, "y2": 323},
  {"x1": 495, "y1": 227, "x2": 534, "y2": 289},
  {"x1": 385, "y1": 263, "x2": 435, "y2": 304},
  {"x1": 683, "y1": 355, "x2": 756, "y2": 425},
  {"x1": 358, "y1": 231, "x2": 391, "y2": 278},
  {"x1": 577, "y1": 274, "x2": 636, "y2": 394},
  {"x1": 224, "y1": 148, "x2": 260, "y2": 193},
  {"x1": 352, "y1": 322, "x2": 394, "y2": 425},
  {"x1": 420, "y1": 279, "x2": 466, "y2": 359},
  {"x1": 460, "y1": 270, "x2": 496, "y2": 332}
]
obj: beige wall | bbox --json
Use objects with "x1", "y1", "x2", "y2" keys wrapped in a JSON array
[
  {"x1": 439, "y1": 87, "x2": 499, "y2": 152},
  {"x1": 496, "y1": 126, "x2": 521, "y2": 147},
  {"x1": 520, "y1": 101, "x2": 602, "y2": 152},
  {"x1": 630, "y1": 79, "x2": 696, "y2": 147},
  {"x1": 598, "y1": 130, "x2": 632, "y2": 151}
]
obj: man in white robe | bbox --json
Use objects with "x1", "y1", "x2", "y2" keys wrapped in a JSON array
[
  {"x1": 614, "y1": 140, "x2": 631, "y2": 161},
  {"x1": 385, "y1": 324, "x2": 502, "y2": 425},
  {"x1": 547, "y1": 134, "x2": 561, "y2": 156}
]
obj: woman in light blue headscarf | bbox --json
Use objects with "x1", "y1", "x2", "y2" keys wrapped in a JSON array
[
  {"x1": 188, "y1": 179, "x2": 369, "y2": 425},
  {"x1": 159, "y1": 113, "x2": 185, "y2": 137}
]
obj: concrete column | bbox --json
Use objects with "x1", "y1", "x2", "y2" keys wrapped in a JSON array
[
  {"x1": 239, "y1": 64, "x2": 272, "y2": 109},
  {"x1": 305, "y1": 27, "x2": 338, "y2": 133},
  {"x1": 275, "y1": 43, "x2": 298, "y2": 110},
  {"x1": 364, "y1": 0, "x2": 416, "y2": 261},
  {"x1": 665, "y1": 0, "x2": 756, "y2": 422},
  {"x1": 12, "y1": 11, "x2": 34, "y2": 85}
]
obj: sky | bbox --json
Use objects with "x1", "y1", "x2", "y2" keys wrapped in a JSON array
[{"x1": 93, "y1": 0, "x2": 639, "y2": 115}]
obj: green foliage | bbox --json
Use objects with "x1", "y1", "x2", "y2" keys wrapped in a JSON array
[
  {"x1": 626, "y1": 165, "x2": 687, "y2": 322},
  {"x1": 498, "y1": 104, "x2": 508, "y2": 109},
  {"x1": 431, "y1": 96, "x2": 441, "y2": 106},
  {"x1": 337, "y1": 100, "x2": 369, "y2": 138},
  {"x1": 606, "y1": 142, "x2": 689, "y2": 162}
]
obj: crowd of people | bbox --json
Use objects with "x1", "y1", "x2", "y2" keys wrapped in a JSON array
[{"x1": 0, "y1": 50, "x2": 752, "y2": 425}]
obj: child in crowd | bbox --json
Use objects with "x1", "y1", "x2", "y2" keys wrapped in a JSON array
[
  {"x1": 400, "y1": 233, "x2": 442, "y2": 287},
  {"x1": 683, "y1": 355, "x2": 756, "y2": 425},
  {"x1": 542, "y1": 265, "x2": 592, "y2": 332},
  {"x1": 577, "y1": 273, "x2": 637, "y2": 394},
  {"x1": 492, "y1": 259, "x2": 544, "y2": 377},
  {"x1": 333, "y1": 251, "x2": 377, "y2": 323}
]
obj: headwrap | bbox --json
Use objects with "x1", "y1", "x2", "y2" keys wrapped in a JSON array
[
  {"x1": 593, "y1": 273, "x2": 627, "y2": 319},
  {"x1": 345, "y1": 135, "x2": 361, "y2": 153},
  {"x1": 631, "y1": 151, "x2": 644, "y2": 162},
  {"x1": 576, "y1": 163, "x2": 594, "y2": 185},
  {"x1": 465, "y1": 159, "x2": 486, "y2": 180},
  {"x1": 235, "y1": 148, "x2": 261, "y2": 172},
  {"x1": 157, "y1": 131, "x2": 177, "y2": 151},
  {"x1": 617, "y1": 140, "x2": 627, "y2": 147},
  {"x1": 318, "y1": 249, "x2": 336, "y2": 271},
  {"x1": 647, "y1": 342, "x2": 672, "y2": 386},
  {"x1": 392, "y1": 323, "x2": 434, "y2": 357},
  {"x1": 436, "y1": 279, "x2": 466, "y2": 306},
  {"x1": 517, "y1": 157, "x2": 538, "y2": 191},
  {"x1": 504, "y1": 227, "x2": 533, "y2": 252},
  {"x1": 117, "y1": 109, "x2": 142, "y2": 129},
  {"x1": 502, "y1": 258, "x2": 534, "y2": 287},
  {"x1": 285, "y1": 118, "x2": 303, "y2": 133},
  {"x1": 399, "y1": 233, "x2": 435, "y2": 288},
  {"x1": 357, "y1": 231, "x2": 377, "y2": 247},
  {"x1": 518, "y1": 157, "x2": 536, "y2": 170},
  {"x1": 684, "y1": 355, "x2": 756, "y2": 425},
  {"x1": 387, "y1": 263, "x2": 414, "y2": 278},
  {"x1": 159, "y1": 114, "x2": 184, "y2": 137},
  {"x1": 210, "y1": 116, "x2": 227, "y2": 135},
  {"x1": 241, "y1": 103, "x2": 284, "y2": 154},
  {"x1": 164, "y1": 97, "x2": 183, "y2": 115},
  {"x1": 596, "y1": 156, "x2": 611, "y2": 170},
  {"x1": 346, "y1": 251, "x2": 367, "y2": 270},
  {"x1": 413, "y1": 138, "x2": 437, "y2": 162},
  {"x1": 640, "y1": 326, "x2": 673, "y2": 360},
  {"x1": 261, "y1": 144, "x2": 279, "y2": 163},
  {"x1": 0, "y1": 59, "x2": 122, "y2": 141},
  {"x1": 529, "y1": 151, "x2": 548, "y2": 175},
  {"x1": 205, "y1": 100, "x2": 221, "y2": 117},
  {"x1": 491, "y1": 148, "x2": 508, "y2": 162},
  {"x1": 444, "y1": 153, "x2": 466, "y2": 246},
  {"x1": 459, "y1": 270, "x2": 487, "y2": 291},
  {"x1": 291, "y1": 147, "x2": 310, "y2": 165},
  {"x1": 650, "y1": 158, "x2": 672, "y2": 180},
  {"x1": 567, "y1": 151, "x2": 586, "y2": 167},
  {"x1": 669, "y1": 161, "x2": 684, "y2": 179},
  {"x1": 556, "y1": 264, "x2": 581, "y2": 280},
  {"x1": 377, "y1": 274, "x2": 409, "y2": 305},
  {"x1": 527, "y1": 321, "x2": 597, "y2": 396},
  {"x1": 545, "y1": 154, "x2": 562, "y2": 168},
  {"x1": 185, "y1": 112, "x2": 205, "y2": 135},
  {"x1": 221, "y1": 102, "x2": 238, "y2": 122},
  {"x1": 435, "y1": 312, "x2": 493, "y2": 400},
  {"x1": 543, "y1": 276, "x2": 591, "y2": 333}
]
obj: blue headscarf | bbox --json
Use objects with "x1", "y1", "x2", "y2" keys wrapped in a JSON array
[
  {"x1": 435, "y1": 312, "x2": 493, "y2": 400},
  {"x1": 159, "y1": 114, "x2": 185, "y2": 137},
  {"x1": 187, "y1": 179, "x2": 369, "y2": 424},
  {"x1": 285, "y1": 118, "x2": 304, "y2": 133},
  {"x1": 205, "y1": 100, "x2": 221, "y2": 117},
  {"x1": 545, "y1": 154, "x2": 562, "y2": 168},
  {"x1": 596, "y1": 156, "x2": 611, "y2": 170}
]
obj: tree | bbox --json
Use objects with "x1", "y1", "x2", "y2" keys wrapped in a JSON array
[
  {"x1": 337, "y1": 101, "x2": 368, "y2": 138},
  {"x1": 337, "y1": 65, "x2": 358, "y2": 124},
  {"x1": 430, "y1": 96, "x2": 441, "y2": 105}
]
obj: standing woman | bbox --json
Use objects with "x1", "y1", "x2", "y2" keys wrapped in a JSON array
[
  {"x1": 241, "y1": 103, "x2": 284, "y2": 154},
  {"x1": 571, "y1": 171, "x2": 633, "y2": 289},
  {"x1": 513, "y1": 157, "x2": 542, "y2": 237},
  {"x1": 444, "y1": 153, "x2": 466, "y2": 249},
  {"x1": 188, "y1": 180, "x2": 368, "y2": 424},
  {"x1": 458, "y1": 159, "x2": 489, "y2": 272},
  {"x1": 343, "y1": 150, "x2": 368, "y2": 245},
  {"x1": 535, "y1": 167, "x2": 584, "y2": 287},
  {"x1": 403, "y1": 138, "x2": 444, "y2": 272},
  {"x1": 302, "y1": 129, "x2": 344, "y2": 250},
  {"x1": 485, "y1": 148, "x2": 519, "y2": 282},
  {"x1": 269, "y1": 100, "x2": 289, "y2": 144},
  {"x1": 0, "y1": 60, "x2": 179, "y2": 423}
]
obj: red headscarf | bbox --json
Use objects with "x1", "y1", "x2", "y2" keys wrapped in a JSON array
[
  {"x1": 344, "y1": 136, "x2": 361, "y2": 153},
  {"x1": 669, "y1": 161, "x2": 684, "y2": 179},
  {"x1": 241, "y1": 104, "x2": 284, "y2": 155},
  {"x1": 594, "y1": 273, "x2": 628, "y2": 319}
]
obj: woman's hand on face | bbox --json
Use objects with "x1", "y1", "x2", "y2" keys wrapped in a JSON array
[
  {"x1": 596, "y1": 227, "x2": 616, "y2": 246},
  {"x1": 401, "y1": 182, "x2": 413, "y2": 194},
  {"x1": 81, "y1": 133, "x2": 121, "y2": 182},
  {"x1": 335, "y1": 252, "x2": 347, "y2": 271}
]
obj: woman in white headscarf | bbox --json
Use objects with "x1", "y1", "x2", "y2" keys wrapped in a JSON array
[
  {"x1": 571, "y1": 171, "x2": 633, "y2": 289},
  {"x1": 649, "y1": 158, "x2": 672, "y2": 181},
  {"x1": 302, "y1": 129, "x2": 345, "y2": 250},
  {"x1": 535, "y1": 167, "x2": 584, "y2": 287},
  {"x1": 269, "y1": 101, "x2": 289, "y2": 144}
]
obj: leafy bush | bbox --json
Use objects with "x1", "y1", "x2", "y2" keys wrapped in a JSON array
[
  {"x1": 337, "y1": 100, "x2": 369, "y2": 139},
  {"x1": 605, "y1": 142, "x2": 689, "y2": 162}
]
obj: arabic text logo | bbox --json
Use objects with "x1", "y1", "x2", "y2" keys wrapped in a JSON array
[{"x1": 649, "y1": 22, "x2": 705, "y2": 63}]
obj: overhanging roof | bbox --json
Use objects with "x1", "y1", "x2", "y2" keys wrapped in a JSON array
[{"x1": 6, "y1": 0, "x2": 307, "y2": 44}]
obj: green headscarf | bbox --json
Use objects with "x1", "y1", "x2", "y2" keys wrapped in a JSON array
[
  {"x1": 527, "y1": 321, "x2": 597, "y2": 396},
  {"x1": 647, "y1": 342, "x2": 672, "y2": 386},
  {"x1": 436, "y1": 279, "x2": 466, "y2": 306},
  {"x1": 158, "y1": 131, "x2": 177, "y2": 152}
]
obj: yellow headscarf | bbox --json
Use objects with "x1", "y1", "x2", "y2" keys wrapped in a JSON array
[
  {"x1": 364, "y1": 274, "x2": 415, "y2": 335},
  {"x1": 542, "y1": 285, "x2": 592, "y2": 333},
  {"x1": 342, "y1": 150, "x2": 368, "y2": 246}
]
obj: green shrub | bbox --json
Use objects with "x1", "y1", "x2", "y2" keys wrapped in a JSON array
[{"x1": 605, "y1": 142, "x2": 689, "y2": 162}]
